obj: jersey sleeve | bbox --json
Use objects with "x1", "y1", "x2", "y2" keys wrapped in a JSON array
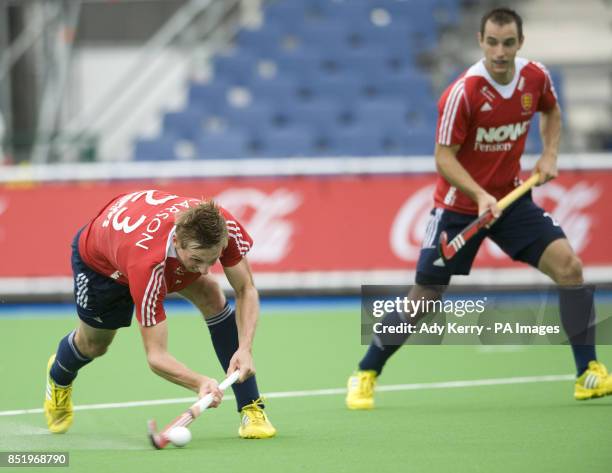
[
  {"x1": 220, "y1": 211, "x2": 253, "y2": 267},
  {"x1": 128, "y1": 261, "x2": 168, "y2": 327},
  {"x1": 534, "y1": 62, "x2": 558, "y2": 112},
  {"x1": 436, "y1": 78, "x2": 470, "y2": 146}
]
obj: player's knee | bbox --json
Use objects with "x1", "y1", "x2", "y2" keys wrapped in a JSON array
[
  {"x1": 77, "y1": 337, "x2": 111, "y2": 359},
  {"x1": 554, "y1": 254, "x2": 584, "y2": 285},
  {"x1": 184, "y1": 277, "x2": 226, "y2": 316},
  {"x1": 413, "y1": 283, "x2": 447, "y2": 300},
  {"x1": 199, "y1": 282, "x2": 226, "y2": 316}
]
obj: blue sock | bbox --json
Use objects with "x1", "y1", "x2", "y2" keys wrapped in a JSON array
[
  {"x1": 206, "y1": 303, "x2": 261, "y2": 411},
  {"x1": 359, "y1": 311, "x2": 406, "y2": 375},
  {"x1": 50, "y1": 330, "x2": 92, "y2": 386},
  {"x1": 559, "y1": 286, "x2": 597, "y2": 376}
]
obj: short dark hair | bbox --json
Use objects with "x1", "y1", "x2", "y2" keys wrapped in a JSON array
[{"x1": 480, "y1": 7, "x2": 523, "y2": 40}]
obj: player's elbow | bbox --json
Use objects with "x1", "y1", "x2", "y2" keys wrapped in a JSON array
[
  {"x1": 234, "y1": 281, "x2": 258, "y2": 301},
  {"x1": 146, "y1": 352, "x2": 167, "y2": 375},
  {"x1": 434, "y1": 144, "x2": 458, "y2": 172},
  {"x1": 542, "y1": 103, "x2": 562, "y2": 123}
]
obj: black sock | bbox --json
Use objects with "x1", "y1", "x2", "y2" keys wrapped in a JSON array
[
  {"x1": 559, "y1": 286, "x2": 597, "y2": 376},
  {"x1": 206, "y1": 303, "x2": 261, "y2": 411},
  {"x1": 50, "y1": 330, "x2": 92, "y2": 386},
  {"x1": 358, "y1": 311, "x2": 407, "y2": 375}
]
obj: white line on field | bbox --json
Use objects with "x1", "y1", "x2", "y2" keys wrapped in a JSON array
[{"x1": 0, "y1": 374, "x2": 575, "y2": 418}]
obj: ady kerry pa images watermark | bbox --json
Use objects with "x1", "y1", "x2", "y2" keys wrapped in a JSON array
[{"x1": 361, "y1": 285, "x2": 612, "y2": 346}]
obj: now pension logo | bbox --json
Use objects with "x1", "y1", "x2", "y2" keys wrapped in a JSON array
[
  {"x1": 476, "y1": 120, "x2": 530, "y2": 144},
  {"x1": 474, "y1": 120, "x2": 530, "y2": 152}
]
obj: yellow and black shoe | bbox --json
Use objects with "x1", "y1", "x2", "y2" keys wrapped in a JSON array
[
  {"x1": 238, "y1": 398, "x2": 277, "y2": 439},
  {"x1": 44, "y1": 354, "x2": 73, "y2": 433},
  {"x1": 575, "y1": 361, "x2": 612, "y2": 400},
  {"x1": 346, "y1": 370, "x2": 377, "y2": 410}
]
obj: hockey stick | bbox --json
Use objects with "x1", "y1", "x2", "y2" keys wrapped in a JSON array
[
  {"x1": 434, "y1": 173, "x2": 541, "y2": 267},
  {"x1": 147, "y1": 370, "x2": 240, "y2": 449}
]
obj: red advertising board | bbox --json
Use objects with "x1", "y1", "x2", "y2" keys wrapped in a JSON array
[{"x1": 0, "y1": 171, "x2": 609, "y2": 278}]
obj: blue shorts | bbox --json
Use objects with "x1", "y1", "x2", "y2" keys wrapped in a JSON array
[
  {"x1": 71, "y1": 230, "x2": 135, "y2": 329},
  {"x1": 416, "y1": 192, "x2": 566, "y2": 286}
]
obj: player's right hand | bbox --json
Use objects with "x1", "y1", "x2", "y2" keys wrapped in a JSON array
[
  {"x1": 198, "y1": 377, "x2": 223, "y2": 408},
  {"x1": 476, "y1": 191, "x2": 501, "y2": 220}
]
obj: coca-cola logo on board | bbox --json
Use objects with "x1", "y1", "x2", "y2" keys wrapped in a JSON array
[
  {"x1": 532, "y1": 181, "x2": 600, "y2": 254},
  {"x1": 390, "y1": 184, "x2": 436, "y2": 261},
  {"x1": 215, "y1": 188, "x2": 302, "y2": 264},
  {"x1": 390, "y1": 181, "x2": 599, "y2": 262}
]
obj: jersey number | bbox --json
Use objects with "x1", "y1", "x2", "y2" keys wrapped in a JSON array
[{"x1": 111, "y1": 190, "x2": 177, "y2": 234}]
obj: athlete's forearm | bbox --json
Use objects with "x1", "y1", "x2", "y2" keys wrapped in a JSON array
[
  {"x1": 435, "y1": 144, "x2": 488, "y2": 204},
  {"x1": 147, "y1": 351, "x2": 206, "y2": 393},
  {"x1": 139, "y1": 321, "x2": 206, "y2": 393},
  {"x1": 234, "y1": 284, "x2": 259, "y2": 352},
  {"x1": 540, "y1": 104, "x2": 562, "y2": 158}
]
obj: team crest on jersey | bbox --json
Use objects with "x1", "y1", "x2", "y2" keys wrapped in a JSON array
[{"x1": 521, "y1": 93, "x2": 533, "y2": 112}]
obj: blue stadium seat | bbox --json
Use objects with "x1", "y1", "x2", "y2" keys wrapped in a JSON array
[
  {"x1": 195, "y1": 131, "x2": 248, "y2": 159},
  {"x1": 162, "y1": 107, "x2": 206, "y2": 141},
  {"x1": 133, "y1": 136, "x2": 179, "y2": 161},
  {"x1": 275, "y1": 50, "x2": 323, "y2": 79},
  {"x1": 364, "y1": 74, "x2": 432, "y2": 100},
  {"x1": 187, "y1": 81, "x2": 229, "y2": 112},
  {"x1": 313, "y1": 75, "x2": 367, "y2": 103},
  {"x1": 265, "y1": 2, "x2": 308, "y2": 29},
  {"x1": 317, "y1": 0, "x2": 367, "y2": 19},
  {"x1": 221, "y1": 102, "x2": 277, "y2": 133},
  {"x1": 404, "y1": 106, "x2": 438, "y2": 130},
  {"x1": 353, "y1": 100, "x2": 410, "y2": 128},
  {"x1": 357, "y1": 22, "x2": 413, "y2": 46},
  {"x1": 399, "y1": 126, "x2": 435, "y2": 155},
  {"x1": 213, "y1": 53, "x2": 258, "y2": 85},
  {"x1": 330, "y1": 47, "x2": 388, "y2": 74},
  {"x1": 321, "y1": 119, "x2": 435, "y2": 157},
  {"x1": 326, "y1": 126, "x2": 386, "y2": 156},
  {"x1": 250, "y1": 127, "x2": 316, "y2": 158},
  {"x1": 431, "y1": 0, "x2": 461, "y2": 27},
  {"x1": 235, "y1": 26, "x2": 287, "y2": 54},
  {"x1": 367, "y1": 0, "x2": 438, "y2": 30},
  {"x1": 358, "y1": 20, "x2": 437, "y2": 51},
  {"x1": 287, "y1": 100, "x2": 347, "y2": 131},
  {"x1": 248, "y1": 75, "x2": 314, "y2": 104},
  {"x1": 142, "y1": 0, "x2": 469, "y2": 160},
  {"x1": 297, "y1": 22, "x2": 351, "y2": 50}
]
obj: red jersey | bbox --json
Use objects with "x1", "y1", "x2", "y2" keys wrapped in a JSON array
[
  {"x1": 78, "y1": 190, "x2": 252, "y2": 327},
  {"x1": 434, "y1": 57, "x2": 558, "y2": 214}
]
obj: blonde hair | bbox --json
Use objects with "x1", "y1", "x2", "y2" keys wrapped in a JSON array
[{"x1": 175, "y1": 201, "x2": 228, "y2": 249}]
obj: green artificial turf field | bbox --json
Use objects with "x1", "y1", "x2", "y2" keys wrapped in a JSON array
[{"x1": 0, "y1": 303, "x2": 611, "y2": 472}]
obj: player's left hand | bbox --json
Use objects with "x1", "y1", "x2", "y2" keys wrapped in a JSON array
[
  {"x1": 228, "y1": 348, "x2": 255, "y2": 383},
  {"x1": 533, "y1": 153, "x2": 558, "y2": 185}
]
